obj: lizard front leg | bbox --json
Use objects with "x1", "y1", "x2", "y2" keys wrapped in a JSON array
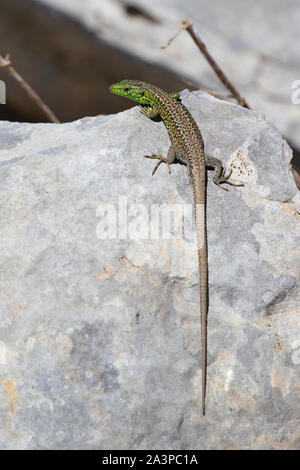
[
  {"x1": 139, "y1": 105, "x2": 162, "y2": 121},
  {"x1": 144, "y1": 143, "x2": 180, "y2": 176},
  {"x1": 205, "y1": 154, "x2": 243, "y2": 191}
]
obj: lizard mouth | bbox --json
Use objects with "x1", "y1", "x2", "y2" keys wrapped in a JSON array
[{"x1": 109, "y1": 84, "x2": 118, "y2": 93}]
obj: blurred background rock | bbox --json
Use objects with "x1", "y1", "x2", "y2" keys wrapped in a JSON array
[{"x1": 0, "y1": 0, "x2": 299, "y2": 172}]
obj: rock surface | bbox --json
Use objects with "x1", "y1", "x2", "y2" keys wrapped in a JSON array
[{"x1": 0, "y1": 91, "x2": 299, "y2": 449}]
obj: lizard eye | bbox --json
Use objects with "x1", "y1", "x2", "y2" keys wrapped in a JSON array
[{"x1": 124, "y1": 87, "x2": 130, "y2": 92}]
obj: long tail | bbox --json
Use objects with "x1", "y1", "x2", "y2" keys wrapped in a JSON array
[
  {"x1": 192, "y1": 166, "x2": 208, "y2": 415},
  {"x1": 198, "y1": 243, "x2": 207, "y2": 415}
]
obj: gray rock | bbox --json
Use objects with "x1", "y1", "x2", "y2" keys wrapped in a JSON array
[{"x1": 0, "y1": 91, "x2": 299, "y2": 449}]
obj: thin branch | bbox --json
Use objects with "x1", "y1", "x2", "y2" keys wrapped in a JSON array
[
  {"x1": 291, "y1": 164, "x2": 300, "y2": 190},
  {"x1": 162, "y1": 20, "x2": 250, "y2": 109},
  {"x1": 0, "y1": 54, "x2": 60, "y2": 123},
  {"x1": 160, "y1": 21, "x2": 188, "y2": 50},
  {"x1": 182, "y1": 78, "x2": 232, "y2": 99}
]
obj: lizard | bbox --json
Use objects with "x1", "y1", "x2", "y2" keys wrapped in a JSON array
[{"x1": 109, "y1": 79, "x2": 242, "y2": 415}]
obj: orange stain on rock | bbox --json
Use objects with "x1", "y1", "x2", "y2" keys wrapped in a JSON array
[
  {"x1": 4, "y1": 379, "x2": 21, "y2": 417},
  {"x1": 97, "y1": 266, "x2": 113, "y2": 282},
  {"x1": 280, "y1": 203, "x2": 299, "y2": 218}
]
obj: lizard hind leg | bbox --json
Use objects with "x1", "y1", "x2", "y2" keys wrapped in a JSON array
[{"x1": 205, "y1": 154, "x2": 244, "y2": 191}]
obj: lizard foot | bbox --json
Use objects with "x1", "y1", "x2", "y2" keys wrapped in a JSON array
[
  {"x1": 144, "y1": 154, "x2": 171, "y2": 176},
  {"x1": 139, "y1": 106, "x2": 161, "y2": 121},
  {"x1": 213, "y1": 168, "x2": 244, "y2": 191}
]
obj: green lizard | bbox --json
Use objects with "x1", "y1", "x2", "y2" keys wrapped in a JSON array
[{"x1": 109, "y1": 79, "x2": 242, "y2": 415}]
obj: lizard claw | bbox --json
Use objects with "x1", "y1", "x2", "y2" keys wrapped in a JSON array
[
  {"x1": 144, "y1": 154, "x2": 171, "y2": 176},
  {"x1": 140, "y1": 106, "x2": 150, "y2": 117},
  {"x1": 214, "y1": 167, "x2": 243, "y2": 189}
]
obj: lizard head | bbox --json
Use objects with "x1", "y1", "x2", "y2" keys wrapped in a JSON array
[{"x1": 109, "y1": 80, "x2": 152, "y2": 105}]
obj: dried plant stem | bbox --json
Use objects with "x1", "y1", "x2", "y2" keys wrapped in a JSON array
[
  {"x1": 0, "y1": 54, "x2": 60, "y2": 123},
  {"x1": 162, "y1": 20, "x2": 250, "y2": 109},
  {"x1": 182, "y1": 78, "x2": 232, "y2": 99}
]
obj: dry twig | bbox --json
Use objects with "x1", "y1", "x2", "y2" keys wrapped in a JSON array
[
  {"x1": 182, "y1": 78, "x2": 232, "y2": 99},
  {"x1": 162, "y1": 20, "x2": 250, "y2": 109},
  {"x1": 0, "y1": 54, "x2": 60, "y2": 123}
]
